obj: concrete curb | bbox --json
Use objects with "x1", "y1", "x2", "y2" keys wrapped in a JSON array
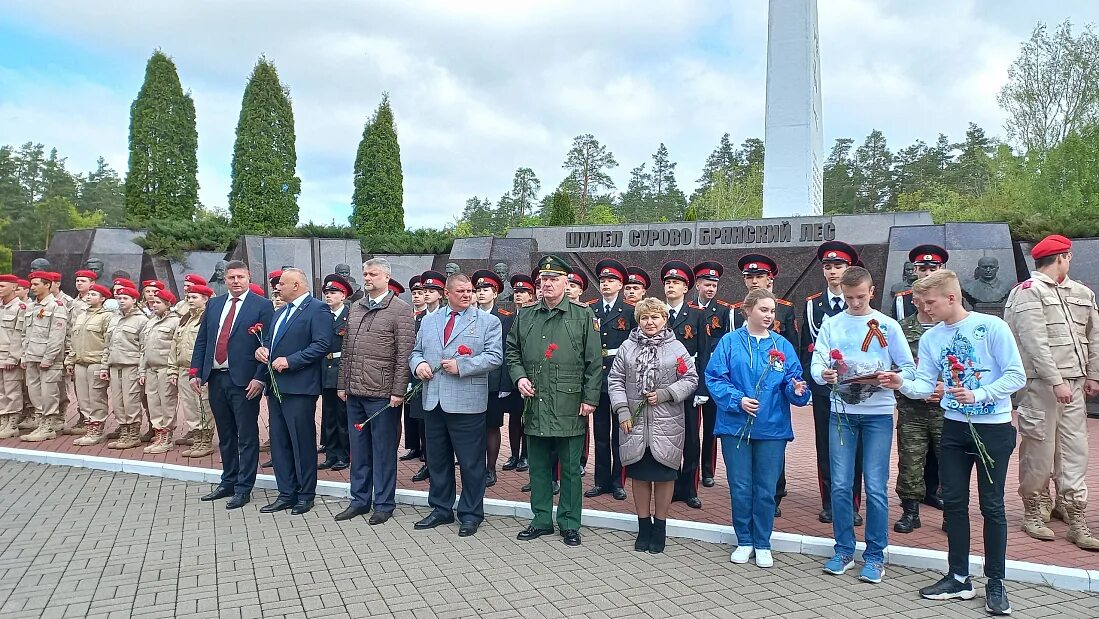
[{"x1": 1, "y1": 446, "x2": 1093, "y2": 593}]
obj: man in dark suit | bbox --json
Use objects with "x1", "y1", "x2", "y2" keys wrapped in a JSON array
[
  {"x1": 190, "y1": 260, "x2": 274, "y2": 509},
  {"x1": 252, "y1": 268, "x2": 333, "y2": 515},
  {"x1": 319, "y1": 274, "x2": 351, "y2": 472},
  {"x1": 585, "y1": 258, "x2": 634, "y2": 501}
]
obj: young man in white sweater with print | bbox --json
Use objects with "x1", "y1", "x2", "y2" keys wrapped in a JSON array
[
  {"x1": 810, "y1": 267, "x2": 915, "y2": 584},
  {"x1": 883, "y1": 269, "x2": 1024, "y2": 616}
]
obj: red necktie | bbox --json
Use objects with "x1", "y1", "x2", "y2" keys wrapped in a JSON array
[
  {"x1": 214, "y1": 297, "x2": 239, "y2": 364},
  {"x1": 443, "y1": 311, "x2": 458, "y2": 344}
]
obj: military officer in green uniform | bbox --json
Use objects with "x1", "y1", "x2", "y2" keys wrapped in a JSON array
[{"x1": 507, "y1": 255, "x2": 602, "y2": 547}]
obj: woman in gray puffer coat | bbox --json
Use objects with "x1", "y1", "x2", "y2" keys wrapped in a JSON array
[{"x1": 608, "y1": 297, "x2": 698, "y2": 554}]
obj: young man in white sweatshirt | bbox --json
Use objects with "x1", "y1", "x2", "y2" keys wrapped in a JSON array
[
  {"x1": 882, "y1": 269, "x2": 1024, "y2": 616},
  {"x1": 810, "y1": 267, "x2": 915, "y2": 584}
]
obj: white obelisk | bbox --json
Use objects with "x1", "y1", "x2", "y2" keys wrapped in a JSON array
[{"x1": 762, "y1": 0, "x2": 823, "y2": 217}]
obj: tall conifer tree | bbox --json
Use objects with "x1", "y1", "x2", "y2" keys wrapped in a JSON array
[{"x1": 351, "y1": 94, "x2": 404, "y2": 236}]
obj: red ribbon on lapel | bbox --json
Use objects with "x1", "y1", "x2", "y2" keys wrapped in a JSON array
[{"x1": 861, "y1": 319, "x2": 887, "y2": 352}]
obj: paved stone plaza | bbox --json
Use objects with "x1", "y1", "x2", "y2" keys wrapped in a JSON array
[{"x1": 1, "y1": 461, "x2": 1096, "y2": 619}]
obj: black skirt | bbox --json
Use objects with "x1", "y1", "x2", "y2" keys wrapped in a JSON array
[
  {"x1": 486, "y1": 391, "x2": 521, "y2": 428},
  {"x1": 625, "y1": 448, "x2": 678, "y2": 482}
]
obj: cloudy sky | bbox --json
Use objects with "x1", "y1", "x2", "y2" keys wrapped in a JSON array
[{"x1": 2, "y1": 1, "x2": 1097, "y2": 228}]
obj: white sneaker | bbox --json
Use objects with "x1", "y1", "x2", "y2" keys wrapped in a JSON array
[
  {"x1": 730, "y1": 546, "x2": 754, "y2": 564},
  {"x1": 755, "y1": 549, "x2": 774, "y2": 568}
]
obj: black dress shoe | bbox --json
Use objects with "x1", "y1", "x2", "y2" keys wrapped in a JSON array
[
  {"x1": 501, "y1": 456, "x2": 518, "y2": 471},
  {"x1": 414, "y1": 512, "x2": 455, "y2": 529},
  {"x1": 399, "y1": 449, "x2": 422, "y2": 461},
  {"x1": 552, "y1": 481, "x2": 560, "y2": 495},
  {"x1": 702, "y1": 477, "x2": 715, "y2": 488},
  {"x1": 226, "y1": 494, "x2": 250, "y2": 510},
  {"x1": 521, "y1": 482, "x2": 532, "y2": 492},
  {"x1": 612, "y1": 487, "x2": 628, "y2": 501},
  {"x1": 818, "y1": 508, "x2": 833, "y2": 524},
  {"x1": 458, "y1": 521, "x2": 480, "y2": 537},
  {"x1": 922, "y1": 494, "x2": 944, "y2": 511},
  {"x1": 261, "y1": 459, "x2": 273, "y2": 468},
  {"x1": 854, "y1": 512, "x2": 864, "y2": 526},
  {"x1": 686, "y1": 497, "x2": 703, "y2": 509},
  {"x1": 330, "y1": 460, "x2": 349, "y2": 472},
  {"x1": 517, "y1": 525, "x2": 555, "y2": 541},
  {"x1": 260, "y1": 499, "x2": 295, "y2": 513},
  {"x1": 411, "y1": 465, "x2": 430, "y2": 482},
  {"x1": 515, "y1": 458, "x2": 529, "y2": 472},
  {"x1": 335, "y1": 505, "x2": 370, "y2": 521},
  {"x1": 774, "y1": 506, "x2": 782, "y2": 517},
  {"x1": 562, "y1": 529, "x2": 582, "y2": 546},
  {"x1": 318, "y1": 444, "x2": 326, "y2": 454},
  {"x1": 368, "y1": 511, "x2": 392, "y2": 525},
  {"x1": 201, "y1": 486, "x2": 233, "y2": 502},
  {"x1": 584, "y1": 486, "x2": 606, "y2": 498},
  {"x1": 318, "y1": 458, "x2": 337, "y2": 470},
  {"x1": 579, "y1": 465, "x2": 586, "y2": 476},
  {"x1": 291, "y1": 501, "x2": 314, "y2": 515},
  {"x1": 486, "y1": 470, "x2": 497, "y2": 488}
]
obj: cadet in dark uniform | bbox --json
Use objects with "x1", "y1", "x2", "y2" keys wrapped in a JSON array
[
  {"x1": 892, "y1": 245, "x2": 947, "y2": 320},
  {"x1": 623, "y1": 266, "x2": 650, "y2": 305},
  {"x1": 318, "y1": 274, "x2": 352, "y2": 471},
  {"x1": 408, "y1": 270, "x2": 447, "y2": 483},
  {"x1": 401, "y1": 275, "x2": 426, "y2": 459},
  {"x1": 728, "y1": 254, "x2": 798, "y2": 515},
  {"x1": 472, "y1": 269, "x2": 517, "y2": 488},
  {"x1": 502, "y1": 274, "x2": 535, "y2": 472},
  {"x1": 566, "y1": 266, "x2": 592, "y2": 474},
  {"x1": 584, "y1": 258, "x2": 634, "y2": 501},
  {"x1": 800, "y1": 241, "x2": 863, "y2": 526},
  {"x1": 662, "y1": 260, "x2": 711, "y2": 509},
  {"x1": 691, "y1": 261, "x2": 731, "y2": 487}
]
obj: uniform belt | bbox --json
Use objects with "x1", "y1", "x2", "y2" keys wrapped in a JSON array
[
  {"x1": 327, "y1": 352, "x2": 342, "y2": 359},
  {"x1": 602, "y1": 348, "x2": 619, "y2": 357}
]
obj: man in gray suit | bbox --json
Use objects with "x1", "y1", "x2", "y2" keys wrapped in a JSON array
[{"x1": 409, "y1": 272, "x2": 504, "y2": 537}]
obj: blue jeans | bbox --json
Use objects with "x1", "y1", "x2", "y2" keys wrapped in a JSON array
[
  {"x1": 722, "y1": 436, "x2": 786, "y2": 550},
  {"x1": 829, "y1": 412, "x2": 893, "y2": 563}
]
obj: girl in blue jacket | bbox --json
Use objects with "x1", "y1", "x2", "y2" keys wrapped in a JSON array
[{"x1": 706, "y1": 288, "x2": 810, "y2": 568}]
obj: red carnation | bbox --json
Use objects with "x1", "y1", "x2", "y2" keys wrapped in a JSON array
[
  {"x1": 951, "y1": 362, "x2": 965, "y2": 372},
  {"x1": 830, "y1": 349, "x2": 843, "y2": 361},
  {"x1": 248, "y1": 323, "x2": 264, "y2": 335},
  {"x1": 188, "y1": 368, "x2": 198, "y2": 378},
  {"x1": 354, "y1": 422, "x2": 365, "y2": 431},
  {"x1": 457, "y1": 344, "x2": 473, "y2": 356},
  {"x1": 946, "y1": 354, "x2": 958, "y2": 364},
  {"x1": 807, "y1": 343, "x2": 815, "y2": 354},
  {"x1": 676, "y1": 356, "x2": 688, "y2": 375},
  {"x1": 769, "y1": 349, "x2": 786, "y2": 363},
  {"x1": 545, "y1": 343, "x2": 558, "y2": 359}
]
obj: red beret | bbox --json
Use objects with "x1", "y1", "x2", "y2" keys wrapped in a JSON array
[
  {"x1": 183, "y1": 274, "x2": 207, "y2": 286},
  {"x1": 114, "y1": 278, "x2": 137, "y2": 290},
  {"x1": 43, "y1": 272, "x2": 62, "y2": 283},
  {"x1": 189, "y1": 285, "x2": 214, "y2": 298},
  {"x1": 116, "y1": 287, "x2": 140, "y2": 300},
  {"x1": 74, "y1": 270, "x2": 99, "y2": 280},
  {"x1": 142, "y1": 279, "x2": 165, "y2": 291},
  {"x1": 16, "y1": 279, "x2": 29, "y2": 288},
  {"x1": 28, "y1": 271, "x2": 50, "y2": 282},
  {"x1": 0, "y1": 274, "x2": 18, "y2": 284},
  {"x1": 249, "y1": 283, "x2": 265, "y2": 296},
  {"x1": 154, "y1": 289, "x2": 177, "y2": 305},
  {"x1": 1031, "y1": 234, "x2": 1072, "y2": 260},
  {"x1": 89, "y1": 284, "x2": 113, "y2": 299}
]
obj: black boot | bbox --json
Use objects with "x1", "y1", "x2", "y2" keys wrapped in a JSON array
[
  {"x1": 894, "y1": 499, "x2": 922, "y2": 533},
  {"x1": 635, "y1": 516, "x2": 652, "y2": 552},
  {"x1": 648, "y1": 518, "x2": 667, "y2": 554}
]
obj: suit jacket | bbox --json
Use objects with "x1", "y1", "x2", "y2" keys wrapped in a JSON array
[
  {"x1": 191, "y1": 291, "x2": 274, "y2": 388},
  {"x1": 409, "y1": 306, "x2": 503, "y2": 414},
  {"x1": 591, "y1": 295, "x2": 636, "y2": 382},
  {"x1": 261, "y1": 294, "x2": 333, "y2": 396},
  {"x1": 323, "y1": 305, "x2": 348, "y2": 390},
  {"x1": 668, "y1": 302, "x2": 711, "y2": 397}
]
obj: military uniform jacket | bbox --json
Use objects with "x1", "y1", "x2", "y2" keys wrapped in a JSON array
[
  {"x1": 103, "y1": 311, "x2": 148, "y2": 366},
  {"x1": 730, "y1": 297, "x2": 798, "y2": 348},
  {"x1": 487, "y1": 305, "x2": 515, "y2": 393},
  {"x1": 694, "y1": 295, "x2": 730, "y2": 344},
  {"x1": 23, "y1": 294, "x2": 68, "y2": 365},
  {"x1": 139, "y1": 313, "x2": 180, "y2": 376},
  {"x1": 1003, "y1": 271, "x2": 1099, "y2": 383},
  {"x1": 324, "y1": 305, "x2": 348, "y2": 390},
  {"x1": 0, "y1": 296, "x2": 27, "y2": 366},
  {"x1": 65, "y1": 306, "x2": 112, "y2": 367},
  {"x1": 800, "y1": 291, "x2": 847, "y2": 396},
  {"x1": 897, "y1": 313, "x2": 939, "y2": 410},
  {"x1": 591, "y1": 296, "x2": 636, "y2": 383},
  {"x1": 505, "y1": 298, "x2": 602, "y2": 437},
  {"x1": 169, "y1": 309, "x2": 203, "y2": 381},
  {"x1": 667, "y1": 302, "x2": 711, "y2": 397}
]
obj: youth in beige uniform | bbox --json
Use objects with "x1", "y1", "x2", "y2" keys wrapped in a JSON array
[
  {"x1": 65, "y1": 284, "x2": 113, "y2": 446},
  {"x1": 0, "y1": 275, "x2": 26, "y2": 439},
  {"x1": 169, "y1": 285, "x2": 215, "y2": 457},
  {"x1": 21, "y1": 272, "x2": 68, "y2": 442},
  {"x1": 62, "y1": 269, "x2": 100, "y2": 436},
  {"x1": 139, "y1": 290, "x2": 180, "y2": 453},
  {"x1": 103, "y1": 288, "x2": 148, "y2": 449}
]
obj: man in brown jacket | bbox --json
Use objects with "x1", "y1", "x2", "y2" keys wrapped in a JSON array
[{"x1": 336, "y1": 257, "x2": 415, "y2": 525}]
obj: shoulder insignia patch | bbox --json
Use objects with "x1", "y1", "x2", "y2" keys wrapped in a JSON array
[
  {"x1": 807, "y1": 292, "x2": 822, "y2": 300},
  {"x1": 498, "y1": 308, "x2": 512, "y2": 316},
  {"x1": 776, "y1": 298, "x2": 793, "y2": 306},
  {"x1": 1019, "y1": 281, "x2": 1032, "y2": 290},
  {"x1": 896, "y1": 290, "x2": 913, "y2": 297},
  {"x1": 586, "y1": 298, "x2": 599, "y2": 305},
  {"x1": 714, "y1": 299, "x2": 731, "y2": 307},
  {"x1": 732, "y1": 301, "x2": 743, "y2": 309},
  {"x1": 687, "y1": 302, "x2": 702, "y2": 310}
]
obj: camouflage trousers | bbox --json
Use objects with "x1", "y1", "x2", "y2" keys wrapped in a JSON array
[{"x1": 895, "y1": 401, "x2": 943, "y2": 500}]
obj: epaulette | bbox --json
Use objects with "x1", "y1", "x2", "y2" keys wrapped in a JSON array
[
  {"x1": 570, "y1": 299, "x2": 588, "y2": 307},
  {"x1": 895, "y1": 289, "x2": 913, "y2": 297},
  {"x1": 586, "y1": 298, "x2": 599, "y2": 305},
  {"x1": 56, "y1": 299, "x2": 65, "y2": 306},
  {"x1": 776, "y1": 298, "x2": 793, "y2": 306},
  {"x1": 714, "y1": 299, "x2": 732, "y2": 308},
  {"x1": 687, "y1": 302, "x2": 702, "y2": 310},
  {"x1": 497, "y1": 308, "x2": 512, "y2": 316},
  {"x1": 1019, "y1": 280, "x2": 1033, "y2": 290},
  {"x1": 732, "y1": 301, "x2": 744, "y2": 309},
  {"x1": 622, "y1": 299, "x2": 635, "y2": 306},
  {"x1": 806, "y1": 292, "x2": 822, "y2": 300}
]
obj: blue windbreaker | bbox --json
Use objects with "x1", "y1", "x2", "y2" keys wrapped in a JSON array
[{"x1": 706, "y1": 326, "x2": 810, "y2": 441}]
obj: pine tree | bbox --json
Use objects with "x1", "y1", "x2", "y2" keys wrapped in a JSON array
[
  {"x1": 351, "y1": 94, "x2": 404, "y2": 237},
  {"x1": 853, "y1": 130, "x2": 894, "y2": 211},
  {"x1": 562, "y1": 134, "x2": 617, "y2": 221},
  {"x1": 125, "y1": 50, "x2": 199, "y2": 223},
  {"x1": 695, "y1": 133, "x2": 738, "y2": 196},
  {"x1": 823, "y1": 138, "x2": 856, "y2": 214},
  {"x1": 79, "y1": 157, "x2": 126, "y2": 225},
  {"x1": 546, "y1": 190, "x2": 576, "y2": 225},
  {"x1": 228, "y1": 58, "x2": 301, "y2": 233},
  {"x1": 649, "y1": 143, "x2": 687, "y2": 220}
]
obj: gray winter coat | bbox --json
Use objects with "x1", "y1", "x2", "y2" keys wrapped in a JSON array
[{"x1": 608, "y1": 329, "x2": 698, "y2": 470}]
